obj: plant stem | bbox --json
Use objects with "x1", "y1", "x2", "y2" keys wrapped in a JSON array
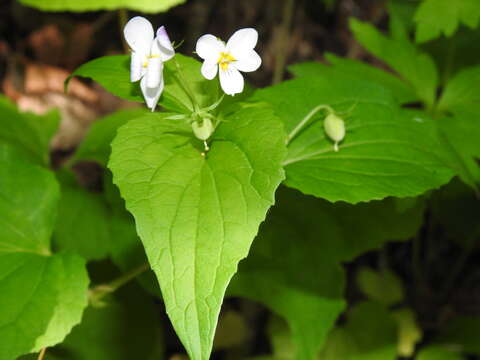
[
  {"x1": 37, "y1": 348, "x2": 47, "y2": 360},
  {"x1": 89, "y1": 262, "x2": 150, "y2": 304},
  {"x1": 174, "y1": 58, "x2": 200, "y2": 112},
  {"x1": 272, "y1": 0, "x2": 295, "y2": 85},
  {"x1": 286, "y1": 104, "x2": 333, "y2": 145},
  {"x1": 118, "y1": 9, "x2": 129, "y2": 54}
]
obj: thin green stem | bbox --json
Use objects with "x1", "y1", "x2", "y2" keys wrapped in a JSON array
[
  {"x1": 174, "y1": 58, "x2": 200, "y2": 112},
  {"x1": 272, "y1": 0, "x2": 295, "y2": 85},
  {"x1": 286, "y1": 104, "x2": 333, "y2": 145},
  {"x1": 89, "y1": 263, "x2": 150, "y2": 304},
  {"x1": 37, "y1": 348, "x2": 47, "y2": 360}
]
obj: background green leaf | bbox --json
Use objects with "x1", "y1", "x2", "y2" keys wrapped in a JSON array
[
  {"x1": 320, "y1": 301, "x2": 398, "y2": 360},
  {"x1": 109, "y1": 105, "x2": 286, "y2": 360},
  {"x1": 72, "y1": 108, "x2": 149, "y2": 167},
  {"x1": 229, "y1": 187, "x2": 423, "y2": 360},
  {"x1": 350, "y1": 18, "x2": 438, "y2": 107},
  {"x1": 17, "y1": 0, "x2": 186, "y2": 13},
  {"x1": 0, "y1": 145, "x2": 88, "y2": 359},
  {"x1": 53, "y1": 171, "x2": 112, "y2": 261},
  {"x1": 289, "y1": 54, "x2": 418, "y2": 105},
  {"x1": 50, "y1": 283, "x2": 164, "y2": 360},
  {"x1": 0, "y1": 96, "x2": 59, "y2": 165},
  {"x1": 414, "y1": 0, "x2": 480, "y2": 43},
  {"x1": 255, "y1": 76, "x2": 455, "y2": 203}
]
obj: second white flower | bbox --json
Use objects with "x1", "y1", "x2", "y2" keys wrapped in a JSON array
[{"x1": 195, "y1": 28, "x2": 262, "y2": 96}]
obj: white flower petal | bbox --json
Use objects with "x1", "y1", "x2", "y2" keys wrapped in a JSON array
[
  {"x1": 195, "y1": 34, "x2": 225, "y2": 62},
  {"x1": 130, "y1": 51, "x2": 144, "y2": 82},
  {"x1": 201, "y1": 61, "x2": 218, "y2": 80},
  {"x1": 226, "y1": 28, "x2": 258, "y2": 57},
  {"x1": 155, "y1": 26, "x2": 175, "y2": 62},
  {"x1": 219, "y1": 67, "x2": 244, "y2": 95},
  {"x1": 233, "y1": 50, "x2": 261, "y2": 73},
  {"x1": 141, "y1": 75, "x2": 164, "y2": 111},
  {"x1": 146, "y1": 56, "x2": 163, "y2": 88},
  {"x1": 124, "y1": 16, "x2": 154, "y2": 55}
]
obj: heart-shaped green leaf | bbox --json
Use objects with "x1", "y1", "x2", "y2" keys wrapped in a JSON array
[
  {"x1": 255, "y1": 76, "x2": 455, "y2": 203},
  {"x1": 0, "y1": 144, "x2": 88, "y2": 359},
  {"x1": 109, "y1": 104, "x2": 286, "y2": 360}
]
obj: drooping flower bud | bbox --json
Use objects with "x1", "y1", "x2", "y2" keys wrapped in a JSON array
[
  {"x1": 192, "y1": 118, "x2": 214, "y2": 141},
  {"x1": 324, "y1": 112, "x2": 345, "y2": 152}
]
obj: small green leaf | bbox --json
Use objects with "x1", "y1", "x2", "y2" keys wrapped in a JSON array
[
  {"x1": 414, "y1": 0, "x2": 480, "y2": 43},
  {"x1": 255, "y1": 76, "x2": 455, "y2": 203},
  {"x1": 391, "y1": 308, "x2": 422, "y2": 357},
  {"x1": 356, "y1": 268, "x2": 404, "y2": 306},
  {"x1": 69, "y1": 54, "x2": 218, "y2": 113},
  {"x1": 68, "y1": 55, "x2": 142, "y2": 103},
  {"x1": 0, "y1": 145, "x2": 88, "y2": 359},
  {"x1": 320, "y1": 301, "x2": 398, "y2": 360},
  {"x1": 437, "y1": 107, "x2": 480, "y2": 190},
  {"x1": 350, "y1": 18, "x2": 438, "y2": 107},
  {"x1": 437, "y1": 65, "x2": 480, "y2": 113},
  {"x1": 53, "y1": 172, "x2": 112, "y2": 261},
  {"x1": 17, "y1": 0, "x2": 185, "y2": 13},
  {"x1": 0, "y1": 96, "x2": 59, "y2": 165},
  {"x1": 72, "y1": 108, "x2": 149, "y2": 167},
  {"x1": 109, "y1": 104, "x2": 286, "y2": 360}
]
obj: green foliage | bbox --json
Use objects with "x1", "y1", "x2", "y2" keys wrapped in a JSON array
[
  {"x1": 254, "y1": 74, "x2": 455, "y2": 203},
  {"x1": 356, "y1": 268, "x2": 404, "y2": 306},
  {"x1": 69, "y1": 54, "x2": 219, "y2": 113},
  {"x1": 72, "y1": 108, "x2": 149, "y2": 167},
  {"x1": 350, "y1": 18, "x2": 438, "y2": 107},
  {"x1": 436, "y1": 316, "x2": 480, "y2": 354},
  {"x1": 289, "y1": 53, "x2": 418, "y2": 104},
  {"x1": 68, "y1": 56, "x2": 142, "y2": 103},
  {"x1": 437, "y1": 109, "x2": 480, "y2": 189},
  {"x1": 414, "y1": 0, "x2": 480, "y2": 43},
  {"x1": 109, "y1": 105, "x2": 286, "y2": 360},
  {"x1": 0, "y1": 96, "x2": 59, "y2": 165},
  {"x1": 53, "y1": 172, "x2": 112, "y2": 260},
  {"x1": 416, "y1": 346, "x2": 463, "y2": 360},
  {"x1": 320, "y1": 301, "x2": 398, "y2": 360},
  {"x1": 0, "y1": 145, "x2": 88, "y2": 359},
  {"x1": 230, "y1": 187, "x2": 423, "y2": 360},
  {"x1": 51, "y1": 284, "x2": 163, "y2": 360},
  {"x1": 437, "y1": 65, "x2": 480, "y2": 113},
  {"x1": 17, "y1": 0, "x2": 186, "y2": 13}
]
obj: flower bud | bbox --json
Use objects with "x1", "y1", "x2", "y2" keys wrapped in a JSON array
[
  {"x1": 324, "y1": 113, "x2": 345, "y2": 152},
  {"x1": 192, "y1": 118, "x2": 214, "y2": 141}
]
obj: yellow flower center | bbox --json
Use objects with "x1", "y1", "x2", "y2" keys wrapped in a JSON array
[
  {"x1": 143, "y1": 54, "x2": 160, "y2": 68},
  {"x1": 217, "y1": 52, "x2": 236, "y2": 71}
]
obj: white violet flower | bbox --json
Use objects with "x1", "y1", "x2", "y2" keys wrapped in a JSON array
[
  {"x1": 123, "y1": 16, "x2": 175, "y2": 111},
  {"x1": 195, "y1": 28, "x2": 261, "y2": 96}
]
